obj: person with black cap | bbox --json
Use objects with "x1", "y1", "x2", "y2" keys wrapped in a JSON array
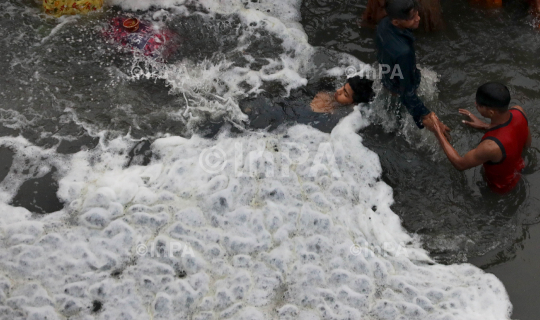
[
  {"x1": 432, "y1": 82, "x2": 531, "y2": 194},
  {"x1": 376, "y1": 0, "x2": 449, "y2": 137},
  {"x1": 362, "y1": 0, "x2": 443, "y2": 32}
]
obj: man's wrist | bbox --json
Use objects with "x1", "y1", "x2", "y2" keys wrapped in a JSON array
[
  {"x1": 420, "y1": 112, "x2": 433, "y2": 127},
  {"x1": 421, "y1": 112, "x2": 433, "y2": 119}
]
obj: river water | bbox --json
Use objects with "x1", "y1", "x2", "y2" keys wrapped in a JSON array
[
  {"x1": 0, "y1": 0, "x2": 538, "y2": 319},
  {"x1": 301, "y1": 1, "x2": 540, "y2": 318}
]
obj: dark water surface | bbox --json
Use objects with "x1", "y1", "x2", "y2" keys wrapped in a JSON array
[
  {"x1": 1, "y1": 0, "x2": 540, "y2": 318},
  {"x1": 300, "y1": 0, "x2": 540, "y2": 318}
]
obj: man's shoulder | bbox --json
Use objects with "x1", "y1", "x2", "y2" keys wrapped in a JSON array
[
  {"x1": 477, "y1": 138, "x2": 504, "y2": 163},
  {"x1": 510, "y1": 105, "x2": 526, "y2": 115},
  {"x1": 510, "y1": 105, "x2": 529, "y2": 125},
  {"x1": 376, "y1": 16, "x2": 391, "y2": 33},
  {"x1": 512, "y1": 105, "x2": 524, "y2": 111}
]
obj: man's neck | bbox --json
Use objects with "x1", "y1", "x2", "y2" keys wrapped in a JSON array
[{"x1": 489, "y1": 110, "x2": 512, "y2": 127}]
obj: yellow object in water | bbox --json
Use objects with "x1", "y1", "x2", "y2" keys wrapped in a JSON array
[{"x1": 43, "y1": 0, "x2": 103, "y2": 17}]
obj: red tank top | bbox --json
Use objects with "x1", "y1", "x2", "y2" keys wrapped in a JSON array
[{"x1": 481, "y1": 108, "x2": 529, "y2": 194}]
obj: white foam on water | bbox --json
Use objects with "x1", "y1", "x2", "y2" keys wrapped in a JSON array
[
  {"x1": 108, "y1": 0, "x2": 311, "y2": 127},
  {"x1": 364, "y1": 65, "x2": 445, "y2": 157},
  {"x1": 0, "y1": 109, "x2": 34, "y2": 131},
  {"x1": 0, "y1": 108, "x2": 511, "y2": 319},
  {"x1": 0, "y1": 136, "x2": 71, "y2": 204},
  {"x1": 0, "y1": 0, "x2": 512, "y2": 319},
  {"x1": 107, "y1": 0, "x2": 303, "y2": 27},
  {"x1": 39, "y1": 15, "x2": 81, "y2": 44}
]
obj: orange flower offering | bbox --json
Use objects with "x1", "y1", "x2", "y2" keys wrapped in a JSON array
[{"x1": 43, "y1": 0, "x2": 103, "y2": 16}]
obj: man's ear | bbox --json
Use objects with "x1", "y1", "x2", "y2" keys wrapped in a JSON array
[{"x1": 391, "y1": 19, "x2": 400, "y2": 27}]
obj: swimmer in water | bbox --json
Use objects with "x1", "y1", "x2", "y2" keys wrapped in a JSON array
[
  {"x1": 310, "y1": 76, "x2": 374, "y2": 113},
  {"x1": 432, "y1": 83, "x2": 532, "y2": 194}
]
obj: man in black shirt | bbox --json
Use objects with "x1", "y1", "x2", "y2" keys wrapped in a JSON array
[{"x1": 376, "y1": 0, "x2": 449, "y2": 136}]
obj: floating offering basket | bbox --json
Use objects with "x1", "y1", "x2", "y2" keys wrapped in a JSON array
[{"x1": 123, "y1": 18, "x2": 140, "y2": 33}]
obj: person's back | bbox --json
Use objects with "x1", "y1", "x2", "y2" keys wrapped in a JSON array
[
  {"x1": 376, "y1": 16, "x2": 421, "y2": 95},
  {"x1": 481, "y1": 108, "x2": 529, "y2": 193}
]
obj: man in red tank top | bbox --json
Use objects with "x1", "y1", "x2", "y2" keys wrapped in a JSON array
[{"x1": 432, "y1": 82, "x2": 532, "y2": 194}]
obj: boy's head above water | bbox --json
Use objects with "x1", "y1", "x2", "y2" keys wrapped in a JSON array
[
  {"x1": 334, "y1": 76, "x2": 375, "y2": 105},
  {"x1": 311, "y1": 76, "x2": 374, "y2": 113},
  {"x1": 386, "y1": 0, "x2": 421, "y2": 29},
  {"x1": 475, "y1": 82, "x2": 511, "y2": 116}
]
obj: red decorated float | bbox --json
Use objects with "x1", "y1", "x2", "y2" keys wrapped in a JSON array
[{"x1": 103, "y1": 17, "x2": 180, "y2": 62}]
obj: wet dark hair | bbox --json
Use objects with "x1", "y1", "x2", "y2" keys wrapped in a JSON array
[
  {"x1": 476, "y1": 82, "x2": 511, "y2": 111},
  {"x1": 347, "y1": 76, "x2": 375, "y2": 103},
  {"x1": 385, "y1": 0, "x2": 418, "y2": 20}
]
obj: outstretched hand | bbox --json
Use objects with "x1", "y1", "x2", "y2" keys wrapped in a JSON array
[
  {"x1": 423, "y1": 112, "x2": 451, "y2": 141},
  {"x1": 459, "y1": 109, "x2": 489, "y2": 130}
]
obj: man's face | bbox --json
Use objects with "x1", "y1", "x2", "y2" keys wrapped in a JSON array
[
  {"x1": 392, "y1": 9, "x2": 420, "y2": 30},
  {"x1": 334, "y1": 83, "x2": 355, "y2": 105}
]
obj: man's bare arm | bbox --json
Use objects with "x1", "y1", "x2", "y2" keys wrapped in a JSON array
[
  {"x1": 433, "y1": 122, "x2": 502, "y2": 171},
  {"x1": 422, "y1": 112, "x2": 451, "y2": 141}
]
